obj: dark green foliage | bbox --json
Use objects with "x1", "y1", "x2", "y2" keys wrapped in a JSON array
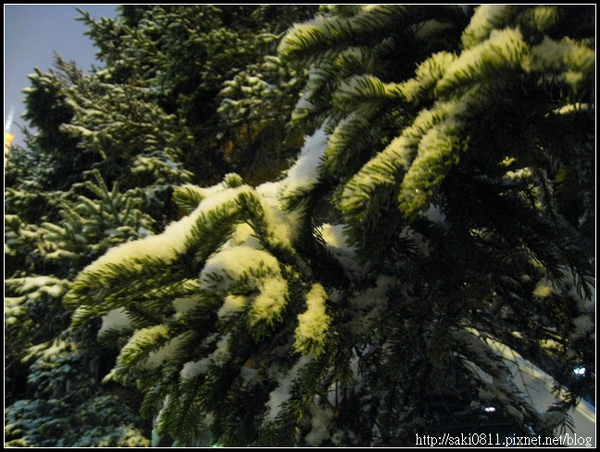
[
  {"x1": 76, "y1": 5, "x2": 318, "y2": 185},
  {"x1": 5, "y1": 169, "x2": 156, "y2": 446}
]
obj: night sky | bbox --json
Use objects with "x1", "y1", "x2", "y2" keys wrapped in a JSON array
[{"x1": 4, "y1": 4, "x2": 119, "y2": 148}]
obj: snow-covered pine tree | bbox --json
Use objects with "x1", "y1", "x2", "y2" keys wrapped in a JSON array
[
  {"x1": 5, "y1": 168, "x2": 155, "y2": 446},
  {"x1": 77, "y1": 5, "x2": 318, "y2": 186},
  {"x1": 6, "y1": 5, "x2": 323, "y2": 447},
  {"x1": 63, "y1": 5, "x2": 595, "y2": 446}
]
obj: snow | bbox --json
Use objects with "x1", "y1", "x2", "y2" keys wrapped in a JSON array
[
  {"x1": 526, "y1": 36, "x2": 573, "y2": 72},
  {"x1": 248, "y1": 276, "x2": 288, "y2": 327},
  {"x1": 200, "y1": 246, "x2": 289, "y2": 327},
  {"x1": 5, "y1": 276, "x2": 70, "y2": 302},
  {"x1": 79, "y1": 184, "x2": 252, "y2": 280},
  {"x1": 81, "y1": 204, "x2": 201, "y2": 272},
  {"x1": 265, "y1": 354, "x2": 313, "y2": 421},
  {"x1": 200, "y1": 246, "x2": 280, "y2": 292},
  {"x1": 144, "y1": 333, "x2": 186, "y2": 369},
  {"x1": 424, "y1": 203, "x2": 446, "y2": 223},
  {"x1": 524, "y1": 35, "x2": 594, "y2": 86},
  {"x1": 305, "y1": 402, "x2": 335, "y2": 445},
  {"x1": 180, "y1": 359, "x2": 210, "y2": 381},
  {"x1": 199, "y1": 333, "x2": 231, "y2": 367},
  {"x1": 8, "y1": 276, "x2": 65, "y2": 294},
  {"x1": 338, "y1": 134, "x2": 409, "y2": 214},
  {"x1": 318, "y1": 223, "x2": 348, "y2": 249},
  {"x1": 217, "y1": 294, "x2": 247, "y2": 318},
  {"x1": 99, "y1": 307, "x2": 133, "y2": 335},
  {"x1": 292, "y1": 95, "x2": 315, "y2": 114},
  {"x1": 4, "y1": 297, "x2": 26, "y2": 324},
  {"x1": 461, "y1": 5, "x2": 515, "y2": 48},
  {"x1": 279, "y1": 127, "x2": 328, "y2": 198},
  {"x1": 252, "y1": 191, "x2": 297, "y2": 251},
  {"x1": 532, "y1": 277, "x2": 554, "y2": 299},
  {"x1": 117, "y1": 325, "x2": 173, "y2": 370},
  {"x1": 227, "y1": 222, "x2": 261, "y2": 249},
  {"x1": 24, "y1": 338, "x2": 70, "y2": 363},
  {"x1": 294, "y1": 283, "x2": 331, "y2": 354},
  {"x1": 438, "y1": 28, "x2": 528, "y2": 94}
]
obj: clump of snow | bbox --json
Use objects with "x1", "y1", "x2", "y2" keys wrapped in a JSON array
[
  {"x1": 180, "y1": 359, "x2": 210, "y2": 381},
  {"x1": 248, "y1": 276, "x2": 289, "y2": 327},
  {"x1": 4, "y1": 296, "x2": 26, "y2": 325},
  {"x1": 265, "y1": 354, "x2": 313, "y2": 421},
  {"x1": 252, "y1": 192, "x2": 297, "y2": 251},
  {"x1": 7, "y1": 276, "x2": 67, "y2": 296},
  {"x1": 200, "y1": 246, "x2": 280, "y2": 292},
  {"x1": 255, "y1": 181, "x2": 280, "y2": 202},
  {"x1": 438, "y1": 28, "x2": 527, "y2": 95},
  {"x1": 226, "y1": 223, "x2": 259, "y2": 248},
  {"x1": 524, "y1": 36, "x2": 594, "y2": 89},
  {"x1": 525, "y1": 36, "x2": 571, "y2": 72},
  {"x1": 24, "y1": 337, "x2": 71, "y2": 363},
  {"x1": 279, "y1": 127, "x2": 328, "y2": 198},
  {"x1": 200, "y1": 246, "x2": 289, "y2": 327},
  {"x1": 424, "y1": 203, "x2": 446, "y2": 224},
  {"x1": 80, "y1": 189, "x2": 223, "y2": 275},
  {"x1": 99, "y1": 307, "x2": 133, "y2": 335},
  {"x1": 532, "y1": 277, "x2": 554, "y2": 299},
  {"x1": 217, "y1": 294, "x2": 248, "y2": 318},
  {"x1": 145, "y1": 334, "x2": 186, "y2": 369},
  {"x1": 317, "y1": 223, "x2": 359, "y2": 275},
  {"x1": 76, "y1": 184, "x2": 262, "y2": 292},
  {"x1": 461, "y1": 5, "x2": 515, "y2": 49},
  {"x1": 318, "y1": 223, "x2": 348, "y2": 249},
  {"x1": 305, "y1": 402, "x2": 335, "y2": 445},
  {"x1": 117, "y1": 325, "x2": 174, "y2": 370},
  {"x1": 523, "y1": 36, "x2": 595, "y2": 78},
  {"x1": 213, "y1": 333, "x2": 232, "y2": 363},
  {"x1": 294, "y1": 283, "x2": 331, "y2": 355}
]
